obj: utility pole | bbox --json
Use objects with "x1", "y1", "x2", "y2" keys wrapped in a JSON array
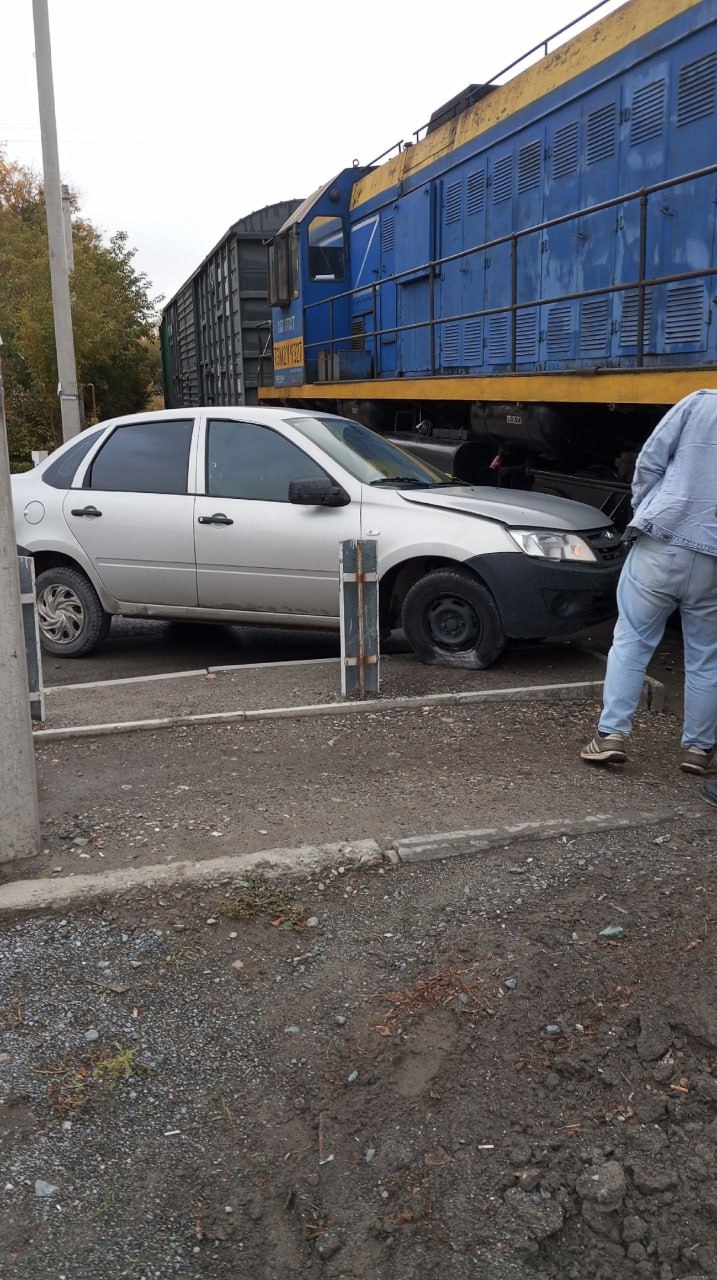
[
  {"x1": 32, "y1": 0, "x2": 82, "y2": 441},
  {"x1": 0, "y1": 338, "x2": 41, "y2": 865}
]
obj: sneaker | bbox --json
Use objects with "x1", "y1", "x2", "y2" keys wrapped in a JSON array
[
  {"x1": 679, "y1": 746, "x2": 715, "y2": 775},
  {"x1": 702, "y1": 780, "x2": 717, "y2": 808},
  {"x1": 580, "y1": 732, "x2": 627, "y2": 764}
]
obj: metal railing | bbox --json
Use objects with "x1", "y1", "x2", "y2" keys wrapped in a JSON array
[{"x1": 291, "y1": 162, "x2": 717, "y2": 382}]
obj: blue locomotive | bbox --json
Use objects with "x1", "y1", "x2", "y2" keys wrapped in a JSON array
[{"x1": 260, "y1": 0, "x2": 717, "y2": 524}]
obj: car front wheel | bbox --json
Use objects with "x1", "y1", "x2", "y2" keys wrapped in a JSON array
[
  {"x1": 35, "y1": 566, "x2": 110, "y2": 657},
  {"x1": 401, "y1": 568, "x2": 506, "y2": 669}
]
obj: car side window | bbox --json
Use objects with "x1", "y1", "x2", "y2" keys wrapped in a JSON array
[
  {"x1": 42, "y1": 427, "x2": 105, "y2": 488},
  {"x1": 207, "y1": 419, "x2": 329, "y2": 501},
  {"x1": 86, "y1": 419, "x2": 194, "y2": 494}
]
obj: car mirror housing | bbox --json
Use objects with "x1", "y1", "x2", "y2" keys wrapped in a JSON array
[{"x1": 288, "y1": 477, "x2": 350, "y2": 507}]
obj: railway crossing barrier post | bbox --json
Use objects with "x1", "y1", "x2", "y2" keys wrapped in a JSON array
[
  {"x1": 18, "y1": 555, "x2": 45, "y2": 725},
  {"x1": 339, "y1": 540, "x2": 380, "y2": 699}
]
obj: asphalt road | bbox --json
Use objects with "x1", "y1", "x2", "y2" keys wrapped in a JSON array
[
  {"x1": 39, "y1": 613, "x2": 686, "y2": 722},
  {"x1": 40, "y1": 617, "x2": 347, "y2": 686}
]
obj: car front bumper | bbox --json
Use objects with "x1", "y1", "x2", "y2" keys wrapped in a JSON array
[{"x1": 466, "y1": 549, "x2": 625, "y2": 638}]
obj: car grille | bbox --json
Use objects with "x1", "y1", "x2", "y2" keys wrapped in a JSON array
[{"x1": 584, "y1": 527, "x2": 628, "y2": 564}]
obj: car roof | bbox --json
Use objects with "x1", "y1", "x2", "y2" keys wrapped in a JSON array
[{"x1": 103, "y1": 406, "x2": 326, "y2": 428}]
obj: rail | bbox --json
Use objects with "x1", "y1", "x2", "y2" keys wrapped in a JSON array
[{"x1": 258, "y1": 162, "x2": 717, "y2": 386}]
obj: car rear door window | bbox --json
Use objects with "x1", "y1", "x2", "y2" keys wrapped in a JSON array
[
  {"x1": 87, "y1": 419, "x2": 194, "y2": 493},
  {"x1": 42, "y1": 427, "x2": 105, "y2": 488},
  {"x1": 207, "y1": 418, "x2": 328, "y2": 501}
]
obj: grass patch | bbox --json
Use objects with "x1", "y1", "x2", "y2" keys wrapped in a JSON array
[
  {"x1": 40, "y1": 1044, "x2": 148, "y2": 1116},
  {"x1": 218, "y1": 876, "x2": 306, "y2": 931}
]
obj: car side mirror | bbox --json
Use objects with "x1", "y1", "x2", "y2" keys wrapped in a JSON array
[{"x1": 288, "y1": 477, "x2": 350, "y2": 507}]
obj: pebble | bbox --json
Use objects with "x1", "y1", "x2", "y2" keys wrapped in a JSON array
[
  {"x1": 285, "y1": 1025, "x2": 300, "y2": 1035},
  {"x1": 306, "y1": 917, "x2": 319, "y2": 928},
  {"x1": 84, "y1": 1029, "x2": 100, "y2": 1042},
  {"x1": 35, "y1": 1180, "x2": 60, "y2": 1198},
  {"x1": 365, "y1": 1148, "x2": 376, "y2": 1163},
  {"x1": 347, "y1": 1070, "x2": 359, "y2": 1083},
  {"x1": 545, "y1": 1025, "x2": 562, "y2": 1037},
  {"x1": 505, "y1": 978, "x2": 518, "y2": 990},
  {"x1": 599, "y1": 925, "x2": 625, "y2": 939}
]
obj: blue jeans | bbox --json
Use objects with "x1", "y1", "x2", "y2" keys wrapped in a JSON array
[{"x1": 599, "y1": 534, "x2": 717, "y2": 748}]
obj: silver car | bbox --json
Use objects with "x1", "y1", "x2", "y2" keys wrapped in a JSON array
[{"x1": 12, "y1": 407, "x2": 625, "y2": 667}]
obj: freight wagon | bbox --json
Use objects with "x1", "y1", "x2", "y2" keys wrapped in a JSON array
[
  {"x1": 160, "y1": 200, "x2": 301, "y2": 409},
  {"x1": 259, "y1": 0, "x2": 717, "y2": 527}
]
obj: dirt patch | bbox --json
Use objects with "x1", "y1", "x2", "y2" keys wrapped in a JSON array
[
  {"x1": 2, "y1": 814, "x2": 717, "y2": 1278},
  {"x1": 20, "y1": 697, "x2": 702, "y2": 884}
]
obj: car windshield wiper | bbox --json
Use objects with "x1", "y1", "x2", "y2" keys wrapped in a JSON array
[{"x1": 369, "y1": 476, "x2": 434, "y2": 488}]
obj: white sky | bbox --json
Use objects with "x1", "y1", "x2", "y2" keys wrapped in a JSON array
[{"x1": 2, "y1": 0, "x2": 625, "y2": 309}]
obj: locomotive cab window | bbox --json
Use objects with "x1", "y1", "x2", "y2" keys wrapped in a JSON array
[
  {"x1": 307, "y1": 215, "x2": 345, "y2": 282},
  {"x1": 269, "y1": 230, "x2": 299, "y2": 305}
]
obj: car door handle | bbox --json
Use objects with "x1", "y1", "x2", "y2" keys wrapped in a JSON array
[
  {"x1": 70, "y1": 505, "x2": 102, "y2": 517},
  {"x1": 197, "y1": 512, "x2": 234, "y2": 526}
]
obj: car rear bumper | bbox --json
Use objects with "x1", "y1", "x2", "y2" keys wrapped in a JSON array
[{"x1": 466, "y1": 550, "x2": 624, "y2": 638}]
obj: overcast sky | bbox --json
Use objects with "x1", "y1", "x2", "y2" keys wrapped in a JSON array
[{"x1": 2, "y1": 0, "x2": 625, "y2": 309}]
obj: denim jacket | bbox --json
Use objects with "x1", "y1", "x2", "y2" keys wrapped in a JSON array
[{"x1": 630, "y1": 389, "x2": 717, "y2": 557}]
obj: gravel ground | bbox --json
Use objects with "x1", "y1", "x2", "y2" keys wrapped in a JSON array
[
  {"x1": 2, "y1": 812, "x2": 717, "y2": 1280},
  {"x1": 3, "y1": 625, "x2": 709, "y2": 1278}
]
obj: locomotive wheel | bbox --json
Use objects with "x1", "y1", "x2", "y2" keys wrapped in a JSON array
[{"x1": 401, "y1": 568, "x2": 506, "y2": 669}]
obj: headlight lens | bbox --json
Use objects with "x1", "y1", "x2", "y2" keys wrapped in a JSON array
[{"x1": 508, "y1": 529, "x2": 597, "y2": 562}]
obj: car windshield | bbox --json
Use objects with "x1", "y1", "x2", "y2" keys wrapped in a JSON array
[{"x1": 288, "y1": 415, "x2": 453, "y2": 487}]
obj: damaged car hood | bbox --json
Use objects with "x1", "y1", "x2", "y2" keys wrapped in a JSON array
[{"x1": 398, "y1": 485, "x2": 613, "y2": 532}]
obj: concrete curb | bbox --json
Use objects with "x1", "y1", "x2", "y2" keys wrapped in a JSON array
[
  {"x1": 32, "y1": 676, "x2": 664, "y2": 744},
  {"x1": 0, "y1": 802, "x2": 704, "y2": 915}
]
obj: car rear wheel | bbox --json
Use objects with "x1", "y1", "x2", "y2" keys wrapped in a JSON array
[
  {"x1": 35, "y1": 566, "x2": 110, "y2": 657},
  {"x1": 401, "y1": 568, "x2": 506, "y2": 669}
]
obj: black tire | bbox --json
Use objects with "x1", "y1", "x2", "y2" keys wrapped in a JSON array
[
  {"x1": 35, "y1": 566, "x2": 110, "y2": 658},
  {"x1": 401, "y1": 568, "x2": 506, "y2": 669}
]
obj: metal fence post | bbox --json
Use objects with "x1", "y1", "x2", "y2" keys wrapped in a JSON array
[
  {"x1": 339, "y1": 540, "x2": 380, "y2": 698},
  {"x1": 18, "y1": 556, "x2": 45, "y2": 724}
]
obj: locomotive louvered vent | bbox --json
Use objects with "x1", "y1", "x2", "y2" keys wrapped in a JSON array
[
  {"x1": 516, "y1": 311, "x2": 538, "y2": 360},
  {"x1": 466, "y1": 170, "x2": 485, "y2": 215},
  {"x1": 579, "y1": 298, "x2": 609, "y2": 354},
  {"x1": 620, "y1": 291, "x2": 653, "y2": 349},
  {"x1": 546, "y1": 306, "x2": 572, "y2": 358},
  {"x1": 586, "y1": 102, "x2": 616, "y2": 164},
  {"x1": 445, "y1": 181, "x2": 462, "y2": 224},
  {"x1": 665, "y1": 284, "x2": 704, "y2": 344},
  {"x1": 382, "y1": 216, "x2": 395, "y2": 254},
  {"x1": 492, "y1": 155, "x2": 513, "y2": 203},
  {"x1": 518, "y1": 140, "x2": 542, "y2": 194},
  {"x1": 553, "y1": 121, "x2": 579, "y2": 178},
  {"x1": 351, "y1": 317, "x2": 365, "y2": 351},
  {"x1": 442, "y1": 323, "x2": 460, "y2": 363},
  {"x1": 464, "y1": 319, "x2": 483, "y2": 362},
  {"x1": 630, "y1": 80, "x2": 666, "y2": 145},
  {"x1": 678, "y1": 51, "x2": 717, "y2": 125},
  {"x1": 487, "y1": 315, "x2": 509, "y2": 361}
]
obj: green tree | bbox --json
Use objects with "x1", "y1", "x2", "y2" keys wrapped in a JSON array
[{"x1": 0, "y1": 149, "x2": 161, "y2": 467}]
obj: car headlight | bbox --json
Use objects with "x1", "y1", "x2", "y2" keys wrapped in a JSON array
[{"x1": 507, "y1": 529, "x2": 597, "y2": 562}]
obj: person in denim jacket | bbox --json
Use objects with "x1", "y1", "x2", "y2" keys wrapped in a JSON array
[{"x1": 581, "y1": 389, "x2": 717, "y2": 796}]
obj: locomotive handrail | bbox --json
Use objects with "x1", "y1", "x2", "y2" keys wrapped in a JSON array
[
  {"x1": 298, "y1": 161, "x2": 717, "y2": 377},
  {"x1": 412, "y1": 0, "x2": 621, "y2": 142}
]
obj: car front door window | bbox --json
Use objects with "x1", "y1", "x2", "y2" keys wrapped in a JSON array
[{"x1": 206, "y1": 418, "x2": 328, "y2": 500}]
